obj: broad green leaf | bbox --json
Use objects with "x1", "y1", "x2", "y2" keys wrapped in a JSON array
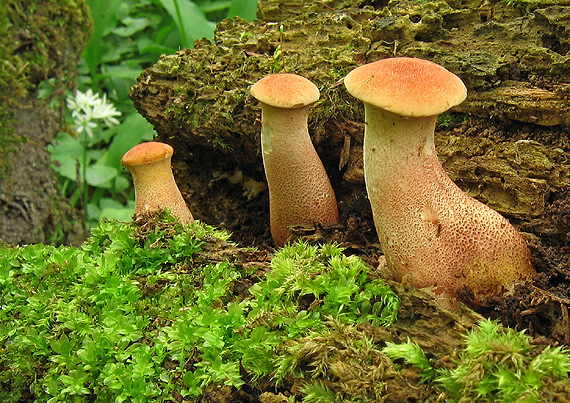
[
  {"x1": 112, "y1": 17, "x2": 152, "y2": 37},
  {"x1": 102, "y1": 65, "x2": 145, "y2": 103},
  {"x1": 48, "y1": 132, "x2": 83, "y2": 160},
  {"x1": 86, "y1": 165, "x2": 119, "y2": 187},
  {"x1": 137, "y1": 37, "x2": 178, "y2": 55},
  {"x1": 102, "y1": 65, "x2": 144, "y2": 81},
  {"x1": 102, "y1": 113, "x2": 156, "y2": 168},
  {"x1": 52, "y1": 158, "x2": 79, "y2": 181},
  {"x1": 83, "y1": 0, "x2": 124, "y2": 74},
  {"x1": 198, "y1": 0, "x2": 231, "y2": 13},
  {"x1": 227, "y1": 0, "x2": 258, "y2": 20},
  {"x1": 99, "y1": 197, "x2": 125, "y2": 211},
  {"x1": 101, "y1": 40, "x2": 139, "y2": 64},
  {"x1": 114, "y1": 174, "x2": 131, "y2": 192},
  {"x1": 100, "y1": 206, "x2": 134, "y2": 222}
]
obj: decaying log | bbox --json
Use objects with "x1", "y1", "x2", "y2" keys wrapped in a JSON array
[{"x1": 130, "y1": 0, "x2": 570, "y2": 241}]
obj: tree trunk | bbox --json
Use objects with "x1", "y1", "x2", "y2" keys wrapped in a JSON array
[{"x1": 0, "y1": 0, "x2": 92, "y2": 245}]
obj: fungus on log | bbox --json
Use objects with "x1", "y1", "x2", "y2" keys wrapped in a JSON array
[
  {"x1": 121, "y1": 141, "x2": 194, "y2": 224},
  {"x1": 344, "y1": 57, "x2": 536, "y2": 307},
  {"x1": 251, "y1": 73, "x2": 339, "y2": 246}
]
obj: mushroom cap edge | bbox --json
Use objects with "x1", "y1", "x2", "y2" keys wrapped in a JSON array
[
  {"x1": 344, "y1": 57, "x2": 467, "y2": 117},
  {"x1": 251, "y1": 73, "x2": 320, "y2": 109},
  {"x1": 121, "y1": 141, "x2": 174, "y2": 167}
]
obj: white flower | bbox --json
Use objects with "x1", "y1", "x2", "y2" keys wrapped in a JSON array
[
  {"x1": 92, "y1": 93, "x2": 121, "y2": 126},
  {"x1": 73, "y1": 114, "x2": 98, "y2": 137},
  {"x1": 66, "y1": 89, "x2": 121, "y2": 136}
]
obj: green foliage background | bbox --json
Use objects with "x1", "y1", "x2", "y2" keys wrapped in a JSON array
[{"x1": 47, "y1": 0, "x2": 258, "y2": 228}]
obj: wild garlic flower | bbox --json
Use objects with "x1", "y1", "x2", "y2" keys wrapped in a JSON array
[{"x1": 66, "y1": 89, "x2": 121, "y2": 137}]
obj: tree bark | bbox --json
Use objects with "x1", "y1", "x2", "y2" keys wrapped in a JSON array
[{"x1": 0, "y1": 0, "x2": 92, "y2": 245}]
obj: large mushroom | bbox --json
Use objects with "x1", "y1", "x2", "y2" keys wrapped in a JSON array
[
  {"x1": 344, "y1": 57, "x2": 535, "y2": 307},
  {"x1": 121, "y1": 141, "x2": 194, "y2": 224},
  {"x1": 251, "y1": 73, "x2": 339, "y2": 247}
]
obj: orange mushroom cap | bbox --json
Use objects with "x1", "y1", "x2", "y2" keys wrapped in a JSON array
[
  {"x1": 251, "y1": 73, "x2": 320, "y2": 109},
  {"x1": 344, "y1": 57, "x2": 467, "y2": 117},
  {"x1": 121, "y1": 141, "x2": 174, "y2": 167}
]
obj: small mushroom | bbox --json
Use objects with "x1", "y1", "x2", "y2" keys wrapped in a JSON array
[
  {"x1": 251, "y1": 73, "x2": 339, "y2": 246},
  {"x1": 121, "y1": 141, "x2": 194, "y2": 224},
  {"x1": 344, "y1": 57, "x2": 535, "y2": 307}
]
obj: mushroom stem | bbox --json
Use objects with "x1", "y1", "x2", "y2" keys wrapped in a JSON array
[
  {"x1": 261, "y1": 104, "x2": 317, "y2": 166},
  {"x1": 130, "y1": 162, "x2": 192, "y2": 222},
  {"x1": 260, "y1": 103, "x2": 338, "y2": 246},
  {"x1": 364, "y1": 105, "x2": 437, "y2": 168},
  {"x1": 251, "y1": 73, "x2": 339, "y2": 247},
  {"x1": 121, "y1": 142, "x2": 194, "y2": 225},
  {"x1": 363, "y1": 105, "x2": 533, "y2": 307}
]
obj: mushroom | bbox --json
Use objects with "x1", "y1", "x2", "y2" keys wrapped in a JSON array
[
  {"x1": 251, "y1": 73, "x2": 339, "y2": 246},
  {"x1": 121, "y1": 141, "x2": 194, "y2": 224},
  {"x1": 344, "y1": 57, "x2": 535, "y2": 307}
]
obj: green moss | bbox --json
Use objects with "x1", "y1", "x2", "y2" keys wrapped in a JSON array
[
  {"x1": 0, "y1": 215, "x2": 401, "y2": 401},
  {"x1": 437, "y1": 113, "x2": 469, "y2": 129},
  {"x1": 0, "y1": 0, "x2": 92, "y2": 104},
  {"x1": 384, "y1": 319, "x2": 570, "y2": 402}
]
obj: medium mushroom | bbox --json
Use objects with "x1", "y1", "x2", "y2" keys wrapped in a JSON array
[
  {"x1": 121, "y1": 141, "x2": 194, "y2": 224},
  {"x1": 251, "y1": 73, "x2": 339, "y2": 247},
  {"x1": 344, "y1": 57, "x2": 535, "y2": 307}
]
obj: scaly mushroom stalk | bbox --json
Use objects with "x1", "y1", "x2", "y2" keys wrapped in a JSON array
[
  {"x1": 251, "y1": 73, "x2": 339, "y2": 246},
  {"x1": 345, "y1": 57, "x2": 535, "y2": 307},
  {"x1": 121, "y1": 141, "x2": 194, "y2": 224}
]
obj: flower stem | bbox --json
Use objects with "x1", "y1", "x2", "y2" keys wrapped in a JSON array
[{"x1": 81, "y1": 131, "x2": 89, "y2": 225}]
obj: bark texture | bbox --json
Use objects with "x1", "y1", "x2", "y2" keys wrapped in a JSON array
[{"x1": 0, "y1": 0, "x2": 91, "y2": 245}]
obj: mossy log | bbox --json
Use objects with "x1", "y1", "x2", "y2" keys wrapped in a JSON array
[{"x1": 130, "y1": 0, "x2": 570, "y2": 246}]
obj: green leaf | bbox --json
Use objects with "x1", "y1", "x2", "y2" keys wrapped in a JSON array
[
  {"x1": 98, "y1": 198, "x2": 126, "y2": 212},
  {"x1": 48, "y1": 132, "x2": 83, "y2": 161},
  {"x1": 154, "y1": 0, "x2": 215, "y2": 48},
  {"x1": 86, "y1": 202, "x2": 102, "y2": 223},
  {"x1": 198, "y1": 0, "x2": 231, "y2": 13},
  {"x1": 83, "y1": 0, "x2": 124, "y2": 74},
  {"x1": 59, "y1": 369, "x2": 91, "y2": 395},
  {"x1": 137, "y1": 37, "x2": 178, "y2": 55},
  {"x1": 112, "y1": 17, "x2": 152, "y2": 37},
  {"x1": 101, "y1": 113, "x2": 156, "y2": 168},
  {"x1": 49, "y1": 333, "x2": 74, "y2": 356},
  {"x1": 102, "y1": 65, "x2": 143, "y2": 81},
  {"x1": 113, "y1": 174, "x2": 131, "y2": 192},
  {"x1": 101, "y1": 65, "x2": 144, "y2": 103},
  {"x1": 52, "y1": 157, "x2": 80, "y2": 181},
  {"x1": 86, "y1": 165, "x2": 119, "y2": 188},
  {"x1": 97, "y1": 199, "x2": 134, "y2": 222},
  {"x1": 227, "y1": 0, "x2": 258, "y2": 20},
  {"x1": 183, "y1": 371, "x2": 201, "y2": 393}
]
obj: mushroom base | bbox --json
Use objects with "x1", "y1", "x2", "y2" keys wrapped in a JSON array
[
  {"x1": 130, "y1": 160, "x2": 194, "y2": 225},
  {"x1": 363, "y1": 107, "x2": 535, "y2": 307}
]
